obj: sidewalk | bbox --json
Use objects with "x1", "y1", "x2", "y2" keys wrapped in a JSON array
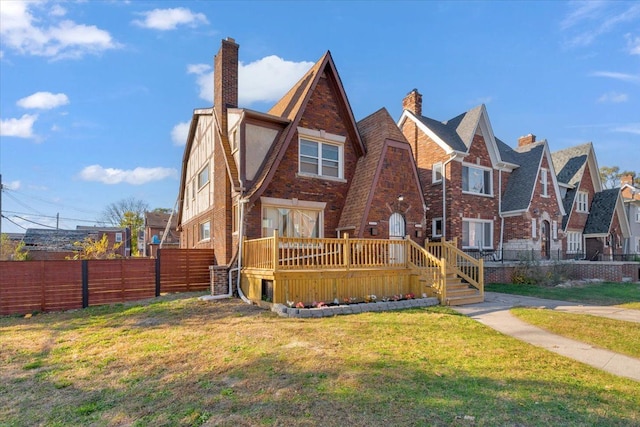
[{"x1": 451, "y1": 292, "x2": 640, "y2": 382}]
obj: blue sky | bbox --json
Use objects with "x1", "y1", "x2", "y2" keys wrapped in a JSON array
[{"x1": 1, "y1": 0, "x2": 638, "y2": 234}]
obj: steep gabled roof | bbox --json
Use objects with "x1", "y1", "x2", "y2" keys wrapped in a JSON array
[
  {"x1": 552, "y1": 142, "x2": 602, "y2": 230},
  {"x1": 501, "y1": 142, "x2": 545, "y2": 213},
  {"x1": 398, "y1": 104, "x2": 517, "y2": 169},
  {"x1": 552, "y1": 142, "x2": 592, "y2": 187},
  {"x1": 338, "y1": 108, "x2": 422, "y2": 235},
  {"x1": 245, "y1": 51, "x2": 365, "y2": 201},
  {"x1": 584, "y1": 188, "x2": 620, "y2": 235}
]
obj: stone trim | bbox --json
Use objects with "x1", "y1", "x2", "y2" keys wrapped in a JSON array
[{"x1": 271, "y1": 297, "x2": 439, "y2": 318}]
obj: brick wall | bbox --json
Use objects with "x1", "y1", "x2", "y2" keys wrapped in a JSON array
[
  {"x1": 363, "y1": 143, "x2": 425, "y2": 243},
  {"x1": 259, "y1": 74, "x2": 355, "y2": 238},
  {"x1": 485, "y1": 261, "x2": 640, "y2": 283}
]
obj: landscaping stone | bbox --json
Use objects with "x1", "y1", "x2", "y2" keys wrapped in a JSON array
[{"x1": 270, "y1": 297, "x2": 439, "y2": 318}]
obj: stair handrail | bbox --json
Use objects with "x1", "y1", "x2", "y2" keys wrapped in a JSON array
[
  {"x1": 407, "y1": 239, "x2": 447, "y2": 303},
  {"x1": 440, "y1": 240, "x2": 483, "y2": 296}
]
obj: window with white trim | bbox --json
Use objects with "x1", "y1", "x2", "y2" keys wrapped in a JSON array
[
  {"x1": 552, "y1": 221, "x2": 558, "y2": 240},
  {"x1": 541, "y1": 168, "x2": 548, "y2": 197},
  {"x1": 261, "y1": 197, "x2": 326, "y2": 238},
  {"x1": 576, "y1": 191, "x2": 588, "y2": 213},
  {"x1": 432, "y1": 163, "x2": 443, "y2": 184},
  {"x1": 462, "y1": 164, "x2": 492, "y2": 195},
  {"x1": 198, "y1": 165, "x2": 209, "y2": 189},
  {"x1": 636, "y1": 237, "x2": 640, "y2": 253},
  {"x1": 567, "y1": 231, "x2": 582, "y2": 253},
  {"x1": 299, "y1": 138, "x2": 343, "y2": 179},
  {"x1": 432, "y1": 218, "x2": 443, "y2": 237},
  {"x1": 199, "y1": 221, "x2": 210, "y2": 241},
  {"x1": 462, "y1": 219, "x2": 493, "y2": 249},
  {"x1": 636, "y1": 209, "x2": 640, "y2": 223},
  {"x1": 115, "y1": 232, "x2": 123, "y2": 243}
]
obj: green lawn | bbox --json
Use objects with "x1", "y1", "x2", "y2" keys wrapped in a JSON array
[
  {"x1": 511, "y1": 308, "x2": 640, "y2": 359},
  {"x1": 486, "y1": 281, "x2": 640, "y2": 308},
  {"x1": 1, "y1": 293, "x2": 639, "y2": 426}
]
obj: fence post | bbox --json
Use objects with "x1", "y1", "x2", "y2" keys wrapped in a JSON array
[
  {"x1": 155, "y1": 249, "x2": 161, "y2": 297},
  {"x1": 82, "y1": 260, "x2": 89, "y2": 308}
]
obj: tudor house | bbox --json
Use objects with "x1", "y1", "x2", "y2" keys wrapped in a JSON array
[
  {"x1": 552, "y1": 143, "x2": 630, "y2": 260},
  {"x1": 398, "y1": 89, "x2": 565, "y2": 260},
  {"x1": 177, "y1": 38, "x2": 426, "y2": 270}
]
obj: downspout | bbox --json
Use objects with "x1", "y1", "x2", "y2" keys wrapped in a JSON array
[
  {"x1": 499, "y1": 169, "x2": 504, "y2": 259},
  {"x1": 442, "y1": 156, "x2": 456, "y2": 241},
  {"x1": 235, "y1": 191, "x2": 251, "y2": 304}
]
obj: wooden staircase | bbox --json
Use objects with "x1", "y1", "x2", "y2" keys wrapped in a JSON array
[{"x1": 444, "y1": 273, "x2": 484, "y2": 306}]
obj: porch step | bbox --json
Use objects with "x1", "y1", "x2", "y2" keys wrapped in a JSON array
[
  {"x1": 444, "y1": 279, "x2": 483, "y2": 306},
  {"x1": 445, "y1": 293, "x2": 484, "y2": 306}
]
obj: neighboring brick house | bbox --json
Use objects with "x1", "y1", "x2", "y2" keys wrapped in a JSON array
[
  {"x1": 23, "y1": 227, "x2": 128, "y2": 260},
  {"x1": 552, "y1": 143, "x2": 630, "y2": 260},
  {"x1": 143, "y1": 211, "x2": 180, "y2": 257},
  {"x1": 620, "y1": 174, "x2": 640, "y2": 255},
  {"x1": 398, "y1": 89, "x2": 565, "y2": 259},
  {"x1": 177, "y1": 38, "x2": 426, "y2": 268}
]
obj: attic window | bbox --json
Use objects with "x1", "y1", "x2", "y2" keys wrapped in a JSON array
[
  {"x1": 541, "y1": 168, "x2": 548, "y2": 197},
  {"x1": 576, "y1": 191, "x2": 588, "y2": 213}
]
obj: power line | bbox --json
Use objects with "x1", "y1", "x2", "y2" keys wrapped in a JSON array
[
  {"x1": 1, "y1": 214, "x2": 27, "y2": 230},
  {"x1": 12, "y1": 215, "x2": 58, "y2": 229},
  {"x1": 3, "y1": 188, "x2": 100, "y2": 215},
  {"x1": 2, "y1": 210, "x2": 99, "y2": 224}
]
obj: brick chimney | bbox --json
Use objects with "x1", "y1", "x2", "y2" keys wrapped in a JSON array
[
  {"x1": 518, "y1": 133, "x2": 536, "y2": 147},
  {"x1": 621, "y1": 173, "x2": 635, "y2": 186},
  {"x1": 214, "y1": 37, "x2": 239, "y2": 131},
  {"x1": 403, "y1": 89, "x2": 422, "y2": 117}
]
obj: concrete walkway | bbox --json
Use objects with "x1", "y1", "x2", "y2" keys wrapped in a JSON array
[{"x1": 451, "y1": 292, "x2": 640, "y2": 382}]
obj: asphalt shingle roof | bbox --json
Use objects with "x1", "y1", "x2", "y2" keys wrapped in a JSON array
[
  {"x1": 584, "y1": 188, "x2": 620, "y2": 235},
  {"x1": 415, "y1": 105, "x2": 484, "y2": 153},
  {"x1": 501, "y1": 142, "x2": 545, "y2": 213}
]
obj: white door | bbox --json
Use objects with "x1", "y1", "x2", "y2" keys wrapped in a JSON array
[{"x1": 389, "y1": 213, "x2": 405, "y2": 264}]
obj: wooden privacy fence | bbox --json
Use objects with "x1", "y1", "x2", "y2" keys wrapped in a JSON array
[{"x1": 0, "y1": 249, "x2": 215, "y2": 315}]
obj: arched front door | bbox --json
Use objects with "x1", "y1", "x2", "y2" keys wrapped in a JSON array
[
  {"x1": 541, "y1": 220, "x2": 550, "y2": 260},
  {"x1": 389, "y1": 213, "x2": 405, "y2": 264}
]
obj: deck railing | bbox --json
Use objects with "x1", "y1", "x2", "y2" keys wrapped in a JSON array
[
  {"x1": 426, "y1": 239, "x2": 483, "y2": 296},
  {"x1": 243, "y1": 232, "x2": 420, "y2": 271}
]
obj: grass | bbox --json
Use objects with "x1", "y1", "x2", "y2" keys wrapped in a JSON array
[
  {"x1": 486, "y1": 281, "x2": 640, "y2": 308},
  {"x1": 510, "y1": 308, "x2": 640, "y2": 359},
  {"x1": 1, "y1": 293, "x2": 639, "y2": 426}
]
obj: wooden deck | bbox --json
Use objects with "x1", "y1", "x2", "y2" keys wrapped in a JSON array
[{"x1": 241, "y1": 233, "x2": 483, "y2": 306}]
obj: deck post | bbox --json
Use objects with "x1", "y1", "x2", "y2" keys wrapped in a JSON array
[
  {"x1": 440, "y1": 257, "x2": 447, "y2": 304},
  {"x1": 343, "y1": 232, "x2": 350, "y2": 270},
  {"x1": 273, "y1": 230, "x2": 278, "y2": 271},
  {"x1": 478, "y1": 258, "x2": 484, "y2": 296}
]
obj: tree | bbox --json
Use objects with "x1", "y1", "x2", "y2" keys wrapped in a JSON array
[
  {"x1": 600, "y1": 166, "x2": 620, "y2": 189},
  {"x1": 100, "y1": 197, "x2": 149, "y2": 256},
  {"x1": 68, "y1": 234, "x2": 122, "y2": 260},
  {"x1": 600, "y1": 166, "x2": 639, "y2": 189},
  {"x1": 0, "y1": 234, "x2": 29, "y2": 261}
]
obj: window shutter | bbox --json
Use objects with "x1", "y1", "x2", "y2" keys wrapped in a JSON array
[{"x1": 532, "y1": 219, "x2": 537, "y2": 238}]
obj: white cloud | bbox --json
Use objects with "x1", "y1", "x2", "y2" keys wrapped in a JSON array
[
  {"x1": 133, "y1": 7, "x2": 208, "y2": 31},
  {"x1": 5, "y1": 180, "x2": 21, "y2": 190},
  {"x1": 626, "y1": 33, "x2": 640, "y2": 55},
  {"x1": 590, "y1": 71, "x2": 640, "y2": 84},
  {"x1": 188, "y1": 56, "x2": 314, "y2": 105},
  {"x1": 0, "y1": 114, "x2": 38, "y2": 138},
  {"x1": 0, "y1": 1, "x2": 118, "y2": 59},
  {"x1": 171, "y1": 121, "x2": 190, "y2": 146},
  {"x1": 561, "y1": 2, "x2": 640, "y2": 48},
  {"x1": 78, "y1": 164, "x2": 178, "y2": 185},
  {"x1": 597, "y1": 91, "x2": 628, "y2": 103},
  {"x1": 17, "y1": 91, "x2": 69, "y2": 109},
  {"x1": 612, "y1": 123, "x2": 640, "y2": 135}
]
